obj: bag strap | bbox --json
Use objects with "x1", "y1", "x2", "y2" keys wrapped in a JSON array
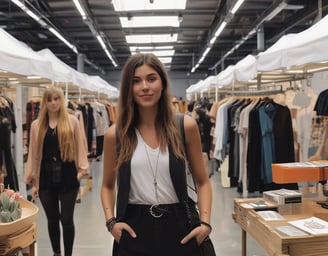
[
  {"x1": 175, "y1": 113, "x2": 201, "y2": 228},
  {"x1": 176, "y1": 113, "x2": 186, "y2": 152}
]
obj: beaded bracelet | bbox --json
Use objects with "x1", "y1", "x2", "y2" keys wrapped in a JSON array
[
  {"x1": 105, "y1": 217, "x2": 117, "y2": 233},
  {"x1": 200, "y1": 221, "x2": 212, "y2": 232}
]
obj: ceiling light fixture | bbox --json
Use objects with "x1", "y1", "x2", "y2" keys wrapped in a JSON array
[
  {"x1": 72, "y1": 0, "x2": 87, "y2": 20},
  {"x1": 48, "y1": 27, "x2": 78, "y2": 53},
  {"x1": 209, "y1": 1, "x2": 293, "y2": 72},
  {"x1": 120, "y1": 16, "x2": 180, "y2": 28},
  {"x1": 11, "y1": 0, "x2": 78, "y2": 54},
  {"x1": 112, "y1": 0, "x2": 186, "y2": 11},
  {"x1": 11, "y1": 0, "x2": 107, "y2": 73},
  {"x1": 72, "y1": 1, "x2": 118, "y2": 67},
  {"x1": 191, "y1": 0, "x2": 245, "y2": 73},
  {"x1": 126, "y1": 34, "x2": 178, "y2": 44},
  {"x1": 230, "y1": 0, "x2": 245, "y2": 14},
  {"x1": 131, "y1": 50, "x2": 175, "y2": 57},
  {"x1": 191, "y1": 19, "x2": 227, "y2": 73}
]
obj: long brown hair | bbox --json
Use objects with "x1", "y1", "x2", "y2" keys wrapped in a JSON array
[
  {"x1": 116, "y1": 53, "x2": 184, "y2": 169},
  {"x1": 37, "y1": 86, "x2": 75, "y2": 161}
]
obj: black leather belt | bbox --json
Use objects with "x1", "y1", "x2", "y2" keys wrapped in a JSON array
[{"x1": 127, "y1": 203, "x2": 184, "y2": 218}]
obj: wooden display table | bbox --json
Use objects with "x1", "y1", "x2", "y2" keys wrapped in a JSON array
[
  {"x1": 0, "y1": 223, "x2": 37, "y2": 256},
  {"x1": 232, "y1": 198, "x2": 328, "y2": 256}
]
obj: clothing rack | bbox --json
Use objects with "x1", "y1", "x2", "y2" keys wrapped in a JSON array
[{"x1": 218, "y1": 84, "x2": 283, "y2": 97}]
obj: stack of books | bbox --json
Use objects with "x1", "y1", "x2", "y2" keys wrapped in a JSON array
[
  {"x1": 263, "y1": 189, "x2": 302, "y2": 205},
  {"x1": 263, "y1": 189, "x2": 302, "y2": 215}
]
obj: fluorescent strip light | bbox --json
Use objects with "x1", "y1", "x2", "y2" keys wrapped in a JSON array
[
  {"x1": 11, "y1": 0, "x2": 24, "y2": 8},
  {"x1": 48, "y1": 27, "x2": 78, "y2": 53},
  {"x1": 214, "y1": 21, "x2": 227, "y2": 37},
  {"x1": 199, "y1": 56, "x2": 205, "y2": 64},
  {"x1": 112, "y1": 0, "x2": 186, "y2": 11},
  {"x1": 11, "y1": 0, "x2": 80, "y2": 55},
  {"x1": 120, "y1": 16, "x2": 180, "y2": 28},
  {"x1": 11, "y1": 0, "x2": 41, "y2": 22},
  {"x1": 130, "y1": 46, "x2": 174, "y2": 51},
  {"x1": 202, "y1": 47, "x2": 211, "y2": 58},
  {"x1": 105, "y1": 49, "x2": 118, "y2": 67},
  {"x1": 264, "y1": 2, "x2": 288, "y2": 21},
  {"x1": 72, "y1": 0, "x2": 87, "y2": 20},
  {"x1": 209, "y1": 36, "x2": 217, "y2": 45},
  {"x1": 96, "y1": 35, "x2": 106, "y2": 49},
  {"x1": 158, "y1": 57, "x2": 172, "y2": 64},
  {"x1": 231, "y1": 0, "x2": 245, "y2": 14},
  {"x1": 96, "y1": 35, "x2": 118, "y2": 66},
  {"x1": 131, "y1": 50, "x2": 175, "y2": 57},
  {"x1": 25, "y1": 9, "x2": 41, "y2": 21},
  {"x1": 126, "y1": 34, "x2": 178, "y2": 44}
]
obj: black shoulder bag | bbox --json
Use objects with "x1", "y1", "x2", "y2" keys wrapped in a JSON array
[{"x1": 176, "y1": 113, "x2": 216, "y2": 256}]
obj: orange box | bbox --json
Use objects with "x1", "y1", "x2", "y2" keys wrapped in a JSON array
[
  {"x1": 323, "y1": 167, "x2": 328, "y2": 180},
  {"x1": 272, "y1": 163, "x2": 322, "y2": 183}
]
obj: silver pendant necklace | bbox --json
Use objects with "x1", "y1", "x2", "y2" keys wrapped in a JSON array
[{"x1": 139, "y1": 131, "x2": 162, "y2": 217}]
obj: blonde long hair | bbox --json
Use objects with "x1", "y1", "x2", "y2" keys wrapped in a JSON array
[
  {"x1": 37, "y1": 87, "x2": 75, "y2": 161},
  {"x1": 116, "y1": 53, "x2": 184, "y2": 169}
]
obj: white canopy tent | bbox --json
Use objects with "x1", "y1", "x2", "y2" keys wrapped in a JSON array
[
  {"x1": 186, "y1": 79, "x2": 204, "y2": 94},
  {"x1": 0, "y1": 28, "x2": 53, "y2": 80},
  {"x1": 214, "y1": 65, "x2": 235, "y2": 88},
  {"x1": 88, "y1": 75, "x2": 119, "y2": 97},
  {"x1": 257, "y1": 14, "x2": 328, "y2": 71},
  {"x1": 37, "y1": 48, "x2": 89, "y2": 89},
  {"x1": 233, "y1": 54, "x2": 257, "y2": 82}
]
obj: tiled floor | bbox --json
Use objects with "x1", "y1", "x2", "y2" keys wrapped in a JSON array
[{"x1": 24, "y1": 161, "x2": 268, "y2": 255}]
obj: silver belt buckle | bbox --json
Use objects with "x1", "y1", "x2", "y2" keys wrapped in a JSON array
[{"x1": 149, "y1": 205, "x2": 164, "y2": 218}]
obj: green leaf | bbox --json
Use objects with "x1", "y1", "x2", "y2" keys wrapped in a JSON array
[{"x1": 0, "y1": 211, "x2": 11, "y2": 223}]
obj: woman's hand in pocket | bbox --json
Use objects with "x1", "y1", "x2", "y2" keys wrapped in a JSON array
[{"x1": 111, "y1": 222, "x2": 137, "y2": 242}]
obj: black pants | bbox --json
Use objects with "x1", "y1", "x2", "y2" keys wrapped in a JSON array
[
  {"x1": 116, "y1": 204, "x2": 201, "y2": 256},
  {"x1": 39, "y1": 187, "x2": 79, "y2": 256}
]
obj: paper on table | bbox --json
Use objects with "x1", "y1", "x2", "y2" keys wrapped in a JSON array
[
  {"x1": 288, "y1": 217, "x2": 328, "y2": 235},
  {"x1": 256, "y1": 210, "x2": 285, "y2": 221},
  {"x1": 275, "y1": 225, "x2": 308, "y2": 236}
]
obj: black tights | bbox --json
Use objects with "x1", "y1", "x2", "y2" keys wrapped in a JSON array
[{"x1": 39, "y1": 187, "x2": 79, "y2": 256}]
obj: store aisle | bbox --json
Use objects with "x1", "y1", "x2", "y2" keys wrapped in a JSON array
[{"x1": 31, "y1": 161, "x2": 268, "y2": 256}]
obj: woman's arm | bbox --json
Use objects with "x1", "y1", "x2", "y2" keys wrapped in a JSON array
[
  {"x1": 24, "y1": 120, "x2": 41, "y2": 199},
  {"x1": 184, "y1": 114, "x2": 212, "y2": 224},
  {"x1": 101, "y1": 124, "x2": 118, "y2": 222},
  {"x1": 71, "y1": 115, "x2": 89, "y2": 178}
]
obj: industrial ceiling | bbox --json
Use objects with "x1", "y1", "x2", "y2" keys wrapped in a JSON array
[{"x1": 0, "y1": 0, "x2": 327, "y2": 78}]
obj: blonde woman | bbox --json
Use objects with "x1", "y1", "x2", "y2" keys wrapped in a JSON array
[
  {"x1": 101, "y1": 53, "x2": 212, "y2": 256},
  {"x1": 25, "y1": 86, "x2": 89, "y2": 256}
]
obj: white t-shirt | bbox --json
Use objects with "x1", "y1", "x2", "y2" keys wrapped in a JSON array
[{"x1": 128, "y1": 130, "x2": 179, "y2": 205}]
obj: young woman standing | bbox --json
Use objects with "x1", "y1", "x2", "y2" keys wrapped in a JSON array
[{"x1": 101, "y1": 53, "x2": 213, "y2": 256}]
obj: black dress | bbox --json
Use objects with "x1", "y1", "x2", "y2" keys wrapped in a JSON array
[{"x1": 39, "y1": 126, "x2": 79, "y2": 191}]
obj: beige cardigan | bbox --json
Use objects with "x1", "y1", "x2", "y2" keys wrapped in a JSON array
[{"x1": 24, "y1": 114, "x2": 90, "y2": 190}]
